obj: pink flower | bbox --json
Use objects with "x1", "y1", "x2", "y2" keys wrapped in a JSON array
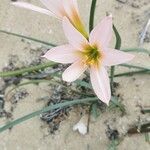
[
  {"x1": 12, "y1": 0, "x2": 88, "y2": 38},
  {"x1": 43, "y1": 16, "x2": 134, "y2": 105}
]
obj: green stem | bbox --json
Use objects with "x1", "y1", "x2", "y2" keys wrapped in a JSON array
[
  {"x1": 6, "y1": 79, "x2": 91, "y2": 100},
  {"x1": 0, "y1": 30, "x2": 56, "y2": 47},
  {"x1": 0, "y1": 62, "x2": 57, "y2": 77},
  {"x1": 119, "y1": 64, "x2": 150, "y2": 70},
  {"x1": 141, "y1": 109, "x2": 150, "y2": 114},
  {"x1": 111, "y1": 25, "x2": 122, "y2": 93},
  {"x1": 122, "y1": 48, "x2": 150, "y2": 55},
  {"x1": 113, "y1": 25, "x2": 122, "y2": 49},
  {"x1": 0, "y1": 97, "x2": 98, "y2": 133},
  {"x1": 114, "y1": 70, "x2": 150, "y2": 77},
  {"x1": 110, "y1": 66, "x2": 115, "y2": 93},
  {"x1": 89, "y1": 0, "x2": 97, "y2": 32}
]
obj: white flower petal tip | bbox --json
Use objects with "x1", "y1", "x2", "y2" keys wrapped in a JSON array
[
  {"x1": 12, "y1": 2, "x2": 53, "y2": 16},
  {"x1": 101, "y1": 98, "x2": 110, "y2": 106},
  {"x1": 62, "y1": 61, "x2": 87, "y2": 82},
  {"x1": 103, "y1": 49, "x2": 135, "y2": 67},
  {"x1": 73, "y1": 115, "x2": 88, "y2": 135},
  {"x1": 105, "y1": 100, "x2": 110, "y2": 106}
]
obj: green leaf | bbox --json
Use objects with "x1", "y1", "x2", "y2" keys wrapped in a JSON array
[
  {"x1": 0, "y1": 62, "x2": 57, "y2": 77},
  {"x1": 0, "y1": 29, "x2": 56, "y2": 47},
  {"x1": 145, "y1": 133, "x2": 150, "y2": 143},
  {"x1": 111, "y1": 25, "x2": 122, "y2": 93},
  {"x1": 122, "y1": 48, "x2": 150, "y2": 55},
  {"x1": 107, "y1": 140, "x2": 119, "y2": 150},
  {"x1": 75, "y1": 80, "x2": 92, "y2": 89},
  {"x1": 110, "y1": 97, "x2": 126, "y2": 114},
  {"x1": 114, "y1": 70, "x2": 150, "y2": 77},
  {"x1": 90, "y1": 103, "x2": 100, "y2": 119},
  {"x1": 0, "y1": 97, "x2": 98, "y2": 133},
  {"x1": 119, "y1": 64, "x2": 150, "y2": 70},
  {"x1": 113, "y1": 25, "x2": 121, "y2": 50}
]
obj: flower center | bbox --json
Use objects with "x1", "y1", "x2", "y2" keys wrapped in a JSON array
[{"x1": 82, "y1": 45, "x2": 102, "y2": 66}]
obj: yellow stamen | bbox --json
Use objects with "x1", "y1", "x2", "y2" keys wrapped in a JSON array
[{"x1": 80, "y1": 44, "x2": 103, "y2": 66}]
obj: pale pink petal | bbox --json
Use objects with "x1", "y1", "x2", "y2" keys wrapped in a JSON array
[
  {"x1": 62, "y1": 61, "x2": 87, "y2": 82},
  {"x1": 42, "y1": 45, "x2": 79, "y2": 64},
  {"x1": 89, "y1": 16, "x2": 112, "y2": 47},
  {"x1": 12, "y1": 2, "x2": 54, "y2": 16},
  {"x1": 40, "y1": 0, "x2": 64, "y2": 19},
  {"x1": 90, "y1": 66, "x2": 111, "y2": 105},
  {"x1": 63, "y1": 17, "x2": 88, "y2": 50},
  {"x1": 62, "y1": 0, "x2": 79, "y2": 17},
  {"x1": 103, "y1": 48, "x2": 135, "y2": 66}
]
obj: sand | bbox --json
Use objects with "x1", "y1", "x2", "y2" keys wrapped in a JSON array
[{"x1": 0, "y1": 0, "x2": 150, "y2": 150}]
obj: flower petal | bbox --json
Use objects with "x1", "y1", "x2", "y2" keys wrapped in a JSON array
[
  {"x1": 62, "y1": 0, "x2": 88, "y2": 38},
  {"x1": 12, "y1": 2, "x2": 54, "y2": 16},
  {"x1": 62, "y1": 60, "x2": 87, "y2": 82},
  {"x1": 89, "y1": 16, "x2": 112, "y2": 47},
  {"x1": 40, "y1": 0, "x2": 65, "y2": 19},
  {"x1": 103, "y1": 48, "x2": 134, "y2": 66},
  {"x1": 90, "y1": 66, "x2": 111, "y2": 105},
  {"x1": 42, "y1": 45, "x2": 79, "y2": 64},
  {"x1": 62, "y1": 17, "x2": 88, "y2": 50},
  {"x1": 62, "y1": 0, "x2": 79, "y2": 17}
]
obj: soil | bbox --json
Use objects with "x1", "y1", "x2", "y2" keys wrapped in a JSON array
[{"x1": 0, "y1": 0, "x2": 150, "y2": 150}]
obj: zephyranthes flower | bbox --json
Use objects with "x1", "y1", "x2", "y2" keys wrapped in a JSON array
[
  {"x1": 43, "y1": 16, "x2": 134, "y2": 105},
  {"x1": 12, "y1": 0, "x2": 88, "y2": 38}
]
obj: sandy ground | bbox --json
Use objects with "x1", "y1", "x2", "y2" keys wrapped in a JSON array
[{"x1": 0, "y1": 0, "x2": 150, "y2": 150}]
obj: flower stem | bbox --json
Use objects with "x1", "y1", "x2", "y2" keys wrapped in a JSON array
[
  {"x1": 0, "y1": 29, "x2": 56, "y2": 47},
  {"x1": 89, "y1": 0, "x2": 97, "y2": 32},
  {"x1": 119, "y1": 64, "x2": 150, "y2": 70},
  {"x1": 111, "y1": 25, "x2": 122, "y2": 93},
  {"x1": 0, "y1": 62, "x2": 57, "y2": 77},
  {"x1": 0, "y1": 97, "x2": 98, "y2": 133},
  {"x1": 110, "y1": 66, "x2": 115, "y2": 94},
  {"x1": 141, "y1": 108, "x2": 150, "y2": 114},
  {"x1": 114, "y1": 69, "x2": 150, "y2": 77}
]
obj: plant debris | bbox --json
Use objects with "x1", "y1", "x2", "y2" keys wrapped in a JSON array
[
  {"x1": 106, "y1": 125, "x2": 119, "y2": 141},
  {"x1": 127, "y1": 122, "x2": 150, "y2": 134},
  {"x1": 40, "y1": 84, "x2": 72, "y2": 134}
]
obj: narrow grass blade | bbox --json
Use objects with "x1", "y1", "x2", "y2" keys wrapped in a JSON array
[
  {"x1": 0, "y1": 97, "x2": 98, "y2": 133},
  {"x1": 114, "y1": 70, "x2": 150, "y2": 77},
  {"x1": 107, "y1": 140, "x2": 119, "y2": 150},
  {"x1": 122, "y1": 48, "x2": 150, "y2": 55},
  {"x1": 75, "y1": 80, "x2": 92, "y2": 89},
  {"x1": 141, "y1": 109, "x2": 150, "y2": 114},
  {"x1": 110, "y1": 97, "x2": 126, "y2": 114},
  {"x1": 5, "y1": 79, "x2": 53, "y2": 99},
  {"x1": 145, "y1": 133, "x2": 150, "y2": 143},
  {"x1": 0, "y1": 62, "x2": 57, "y2": 77},
  {"x1": 113, "y1": 25, "x2": 122, "y2": 50},
  {"x1": 111, "y1": 25, "x2": 122, "y2": 93},
  {"x1": 0, "y1": 29, "x2": 56, "y2": 47},
  {"x1": 90, "y1": 103, "x2": 100, "y2": 119},
  {"x1": 119, "y1": 64, "x2": 150, "y2": 70}
]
